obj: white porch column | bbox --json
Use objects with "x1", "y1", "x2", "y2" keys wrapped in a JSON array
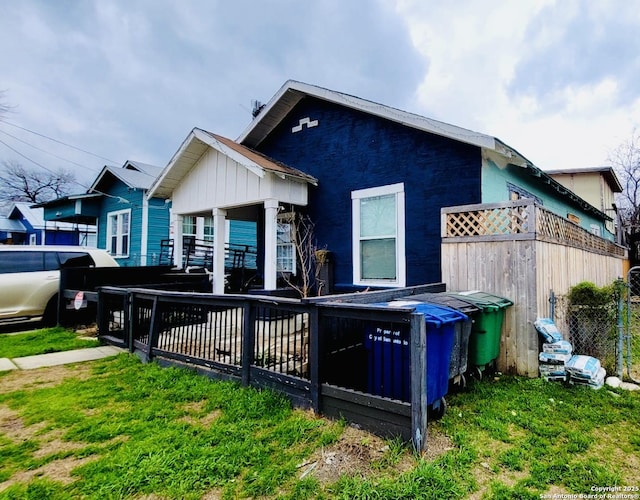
[
  {"x1": 172, "y1": 212, "x2": 183, "y2": 268},
  {"x1": 212, "y1": 208, "x2": 227, "y2": 294},
  {"x1": 264, "y1": 199, "x2": 279, "y2": 291}
]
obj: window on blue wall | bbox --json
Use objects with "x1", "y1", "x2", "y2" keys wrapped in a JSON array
[
  {"x1": 352, "y1": 183, "x2": 406, "y2": 287},
  {"x1": 107, "y1": 209, "x2": 131, "y2": 258}
]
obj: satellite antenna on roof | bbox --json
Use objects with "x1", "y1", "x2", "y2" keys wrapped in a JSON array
[{"x1": 251, "y1": 100, "x2": 266, "y2": 118}]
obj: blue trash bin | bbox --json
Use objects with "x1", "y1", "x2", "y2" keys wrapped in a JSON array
[
  {"x1": 364, "y1": 301, "x2": 467, "y2": 418},
  {"x1": 396, "y1": 293, "x2": 480, "y2": 389}
]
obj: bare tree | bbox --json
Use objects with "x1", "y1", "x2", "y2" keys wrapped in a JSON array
[
  {"x1": 609, "y1": 129, "x2": 640, "y2": 236},
  {"x1": 280, "y1": 213, "x2": 326, "y2": 298},
  {"x1": 0, "y1": 161, "x2": 76, "y2": 203}
]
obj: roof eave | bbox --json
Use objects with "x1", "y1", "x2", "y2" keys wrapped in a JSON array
[{"x1": 237, "y1": 80, "x2": 498, "y2": 152}]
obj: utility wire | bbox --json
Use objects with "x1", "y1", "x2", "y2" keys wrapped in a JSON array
[
  {"x1": 0, "y1": 120, "x2": 120, "y2": 164},
  {"x1": 0, "y1": 128, "x2": 102, "y2": 174},
  {"x1": 0, "y1": 123, "x2": 148, "y2": 207},
  {"x1": 0, "y1": 137, "x2": 91, "y2": 190},
  {"x1": 0, "y1": 138, "x2": 140, "y2": 206}
]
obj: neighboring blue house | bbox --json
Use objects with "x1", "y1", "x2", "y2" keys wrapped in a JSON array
[
  {"x1": 0, "y1": 202, "x2": 96, "y2": 246},
  {"x1": 38, "y1": 161, "x2": 169, "y2": 266},
  {"x1": 149, "y1": 81, "x2": 613, "y2": 293}
]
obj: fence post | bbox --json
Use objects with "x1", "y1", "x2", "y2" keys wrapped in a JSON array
[
  {"x1": 308, "y1": 307, "x2": 320, "y2": 413},
  {"x1": 145, "y1": 296, "x2": 160, "y2": 363},
  {"x1": 241, "y1": 302, "x2": 255, "y2": 387},
  {"x1": 96, "y1": 289, "x2": 106, "y2": 339},
  {"x1": 549, "y1": 289, "x2": 556, "y2": 320},
  {"x1": 410, "y1": 312, "x2": 428, "y2": 453},
  {"x1": 127, "y1": 291, "x2": 134, "y2": 353},
  {"x1": 616, "y1": 278, "x2": 625, "y2": 379},
  {"x1": 58, "y1": 268, "x2": 68, "y2": 327}
]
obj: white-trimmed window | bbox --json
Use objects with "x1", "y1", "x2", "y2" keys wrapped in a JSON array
[
  {"x1": 352, "y1": 183, "x2": 405, "y2": 287},
  {"x1": 107, "y1": 209, "x2": 131, "y2": 258},
  {"x1": 277, "y1": 214, "x2": 296, "y2": 274},
  {"x1": 182, "y1": 216, "x2": 197, "y2": 240},
  {"x1": 203, "y1": 216, "x2": 214, "y2": 243}
]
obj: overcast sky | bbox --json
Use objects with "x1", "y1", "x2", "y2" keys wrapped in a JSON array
[{"x1": 1, "y1": 0, "x2": 639, "y2": 192}]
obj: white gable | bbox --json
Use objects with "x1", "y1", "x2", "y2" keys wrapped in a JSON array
[{"x1": 171, "y1": 146, "x2": 309, "y2": 215}]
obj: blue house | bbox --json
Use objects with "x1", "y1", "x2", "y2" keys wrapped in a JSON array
[
  {"x1": 38, "y1": 161, "x2": 169, "y2": 266},
  {"x1": 0, "y1": 202, "x2": 96, "y2": 246},
  {"x1": 237, "y1": 80, "x2": 614, "y2": 292},
  {"x1": 149, "y1": 81, "x2": 613, "y2": 294}
]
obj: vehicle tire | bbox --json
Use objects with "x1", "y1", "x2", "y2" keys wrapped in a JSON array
[{"x1": 42, "y1": 295, "x2": 58, "y2": 327}]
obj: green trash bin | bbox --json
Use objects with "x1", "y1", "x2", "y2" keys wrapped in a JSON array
[{"x1": 445, "y1": 291, "x2": 513, "y2": 374}]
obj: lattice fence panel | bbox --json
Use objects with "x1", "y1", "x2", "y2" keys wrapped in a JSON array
[
  {"x1": 536, "y1": 208, "x2": 625, "y2": 257},
  {"x1": 445, "y1": 205, "x2": 530, "y2": 237}
]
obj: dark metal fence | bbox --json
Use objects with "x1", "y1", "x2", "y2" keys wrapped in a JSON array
[{"x1": 96, "y1": 284, "x2": 446, "y2": 450}]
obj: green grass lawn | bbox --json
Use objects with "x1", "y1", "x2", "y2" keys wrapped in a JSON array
[
  {"x1": 0, "y1": 326, "x2": 639, "y2": 499},
  {"x1": 0, "y1": 327, "x2": 100, "y2": 359}
]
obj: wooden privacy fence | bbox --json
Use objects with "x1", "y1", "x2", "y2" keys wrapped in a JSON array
[
  {"x1": 97, "y1": 283, "x2": 446, "y2": 451},
  {"x1": 441, "y1": 200, "x2": 627, "y2": 377}
]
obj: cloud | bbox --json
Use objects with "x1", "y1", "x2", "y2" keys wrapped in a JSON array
[
  {"x1": 2, "y1": 0, "x2": 639, "y2": 188},
  {"x1": 0, "y1": 0, "x2": 425, "y2": 188},
  {"x1": 508, "y1": 1, "x2": 640, "y2": 111},
  {"x1": 395, "y1": 0, "x2": 640, "y2": 169}
]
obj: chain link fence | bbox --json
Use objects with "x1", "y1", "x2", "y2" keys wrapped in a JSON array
[
  {"x1": 550, "y1": 292, "x2": 618, "y2": 375},
  {"x1": 625, "y1": 268, "x2": 640, "y2": 382},
  {"x1": 551, "y1": 276, "x2": 640, "y2": 382}
]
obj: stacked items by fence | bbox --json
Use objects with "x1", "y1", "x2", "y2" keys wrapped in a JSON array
[
  {"x1": 549, "y1": 282, "x2": 618, "y2": 375},
  {"x1": 535, "y1": 318, "x2": 606, "y2": 389},
  {"x1": 565, "y1": 355, "x2": 606, "y2": 389}
]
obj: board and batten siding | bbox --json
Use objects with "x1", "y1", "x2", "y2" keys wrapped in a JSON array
[
  {"x1": 171, "y1": 147, "x2": 308, "y2": 216},
  {"x1": 441, "y1": 201, "x2": 626, "y2": 377}
]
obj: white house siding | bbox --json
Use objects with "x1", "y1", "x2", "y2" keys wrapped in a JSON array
[{"x1": 171, "y1": 149, "x2": 308, "y2": 215}]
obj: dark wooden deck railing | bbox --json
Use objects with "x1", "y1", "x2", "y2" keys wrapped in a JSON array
[{"x1": 96, "y1": 283, "x2": 446, "y2": 451}]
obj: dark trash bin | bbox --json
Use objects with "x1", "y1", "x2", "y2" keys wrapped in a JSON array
[
  {"x1": 364, "y1": 301, "x2": 467, "y2": 419},
  {"x1": 445, "y1": 291, "x2": 513, "y2": 376}
]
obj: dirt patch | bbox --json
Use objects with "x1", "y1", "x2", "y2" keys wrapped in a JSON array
[
  {"x1": 298, "y1": 424, "x2": 454, "y2": 485},
  {"x1": 178, "y1": 401, "x2": 222, "y2": 427},
  {"x1": 0, "y1": 455, "x2": 96, "y2": 491},
  {"x1": 0, "y1": 405, "x2": 51, "y2": 442},
  {"x1": 0, "y1": 364, "x2": 94, "y2": 395},
  {"x1": 0, "y1": 403, "x2": 98, "y2": 493}
]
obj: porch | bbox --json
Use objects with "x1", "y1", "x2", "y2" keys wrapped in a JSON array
[{"x1": 148, "y1": 128, "x2": 318, "y2": 295}]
